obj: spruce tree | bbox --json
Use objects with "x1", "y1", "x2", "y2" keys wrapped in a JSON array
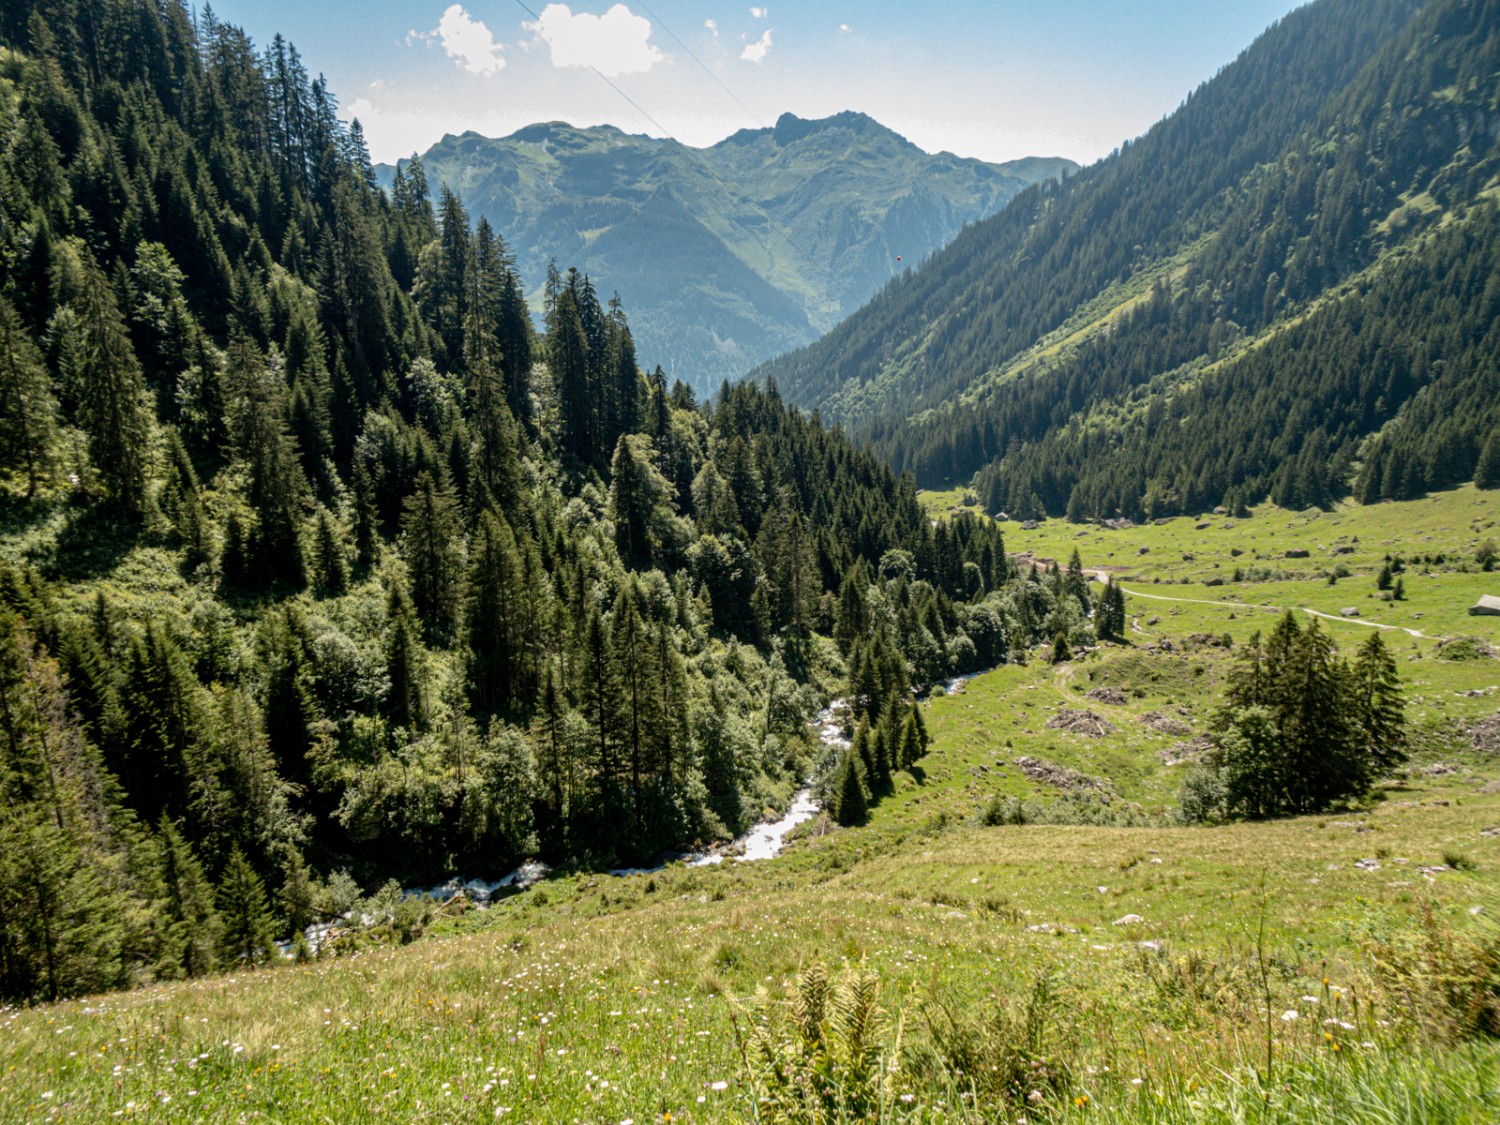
[
  {"x1": 76, "y1": 253, "x2": 151, "y2": 519},
  {"x1": 309, "y1": 507, "x2": 350, "y2": 595},
  {"x1": 217, "y1": 845, "x2": 276, "y2": 965},
  {"x1": 1350, "y1": 631, "x2": 1406, "y2": 773},
  {"x1": 154, "y1": 817, "x2": 220, "y2": 980},
  {"x1": 1475, "y1": 430, "x2": 1500, "y2": 490},
  {"x1": 0, "y1": 297, "x2": 57, "y2": 495},
  {"x1": 830, "y1": 748, "x2": 868, "y2": 826},
  {"x1": 384, "y1": 577, "x2": 424, "y2": 730},
  {"x1": 400, "y1": 471, "x2": 464, "y2": 641},
  {"x1": 464, "y1": 510, "x2": 525, "y2": 717}
]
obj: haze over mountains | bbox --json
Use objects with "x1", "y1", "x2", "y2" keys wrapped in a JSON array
[
  {"x1": 758, "y1": 0, "x2": 1500, "y2": 521},
  {"x1": 377, "y1": 115, "x2": 1074, "y2": 391}
]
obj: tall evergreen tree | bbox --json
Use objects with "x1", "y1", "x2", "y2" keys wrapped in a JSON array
[
  {"x1": 76, "y1": 253, "x2": 151, "y2": 518},
  {"x1": 216, "y1": 845, "x2": 276, "y2": 965},
  {"x1": 0, "y1": 297, "x2": 57, "y2": 495}
]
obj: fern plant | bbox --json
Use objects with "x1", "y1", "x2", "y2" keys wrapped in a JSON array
[{"x1": 734, "y1": 961, "x2": 916, "y2": 1123}]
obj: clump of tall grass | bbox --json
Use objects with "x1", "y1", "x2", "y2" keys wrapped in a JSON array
[
  {"x1": 978, "y1": 791, "x2": 1155, "y2": 828},
  {"x1": 1371, "y1": 904, "x2": 1500, "y2": 1043}
]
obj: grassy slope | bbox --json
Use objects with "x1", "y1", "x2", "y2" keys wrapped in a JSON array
[{"x1": 2, "y1": 489, "x2": 1499, "y2": 1122}]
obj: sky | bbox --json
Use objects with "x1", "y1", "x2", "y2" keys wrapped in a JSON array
[{"x1": 203, "y1": 0, "x2": 1311, "y2": 167}]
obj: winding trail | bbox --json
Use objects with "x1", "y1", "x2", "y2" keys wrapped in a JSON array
[{"x1": 1103, "y1": 578, "x2": 1431, "y2": 639}]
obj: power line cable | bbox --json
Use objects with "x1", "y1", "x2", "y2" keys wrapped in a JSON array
[{"x1": 631, "y1": 0, "x2": 769, "y2": 130}]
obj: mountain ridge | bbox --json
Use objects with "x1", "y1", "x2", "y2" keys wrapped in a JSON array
[{"x1": 375, "y1": 114, "x2": 1075, "y2": 390}]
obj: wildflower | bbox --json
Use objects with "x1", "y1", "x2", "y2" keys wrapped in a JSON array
[
  {"x1": 710, "y1": 1080, "x2": 728, "y2": 1091},
  {"x1": 1280, "y1": 1010, "x2": 1298, "y2": 1021}
]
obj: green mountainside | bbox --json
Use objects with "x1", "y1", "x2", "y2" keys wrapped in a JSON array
[
  {"x1": 377, "y1": 116, "x2": 1073, "y2": 391},
  {"x1": 0, "y1": 0, "x2": 1093, "y2": 1005},
  {"x1": 756, "y1": 0, "x2": 1500, "y2": 520}
]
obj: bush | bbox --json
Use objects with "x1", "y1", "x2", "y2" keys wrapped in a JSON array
[{"x1": 1176, "y1": 764, "x2": 1227, "y2": 824}]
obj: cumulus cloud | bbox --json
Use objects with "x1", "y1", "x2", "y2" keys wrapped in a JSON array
[
  {"x1": 430, "y1": 4, "x2": 507, "y2": 75},
  {"x1": 741, "y1": 28, "x2": 773, "y2": 63},
  {"x1": 526, "y1": 3, "x2": 663, "y2": 77},
  {"x1": 840, "y1": 23, "x2": 851, "y2": 32},
  {"x1": 704, "y1": 18, "x2": 718, "y2": 37},
  {"x1": 749, "y1": 6, "x2": 767, "y2": 17}
]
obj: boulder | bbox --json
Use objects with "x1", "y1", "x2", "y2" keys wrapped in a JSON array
[
  {"x1": 1341, "y1": 607, "x2": 1359, "y2": 618},
  {"x1": 1286, "y1": 549, "x2": 1310, "y2": 559},
  {"x1": 1469, "y1": 595, "x2": 1500, "y2": 616}
]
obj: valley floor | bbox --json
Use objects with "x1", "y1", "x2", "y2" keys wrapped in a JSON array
[{"x1": 3, "y1": 488, "x2": 1499, "y2": 1122}]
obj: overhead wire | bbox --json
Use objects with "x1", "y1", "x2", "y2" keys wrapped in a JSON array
[{"x1": 631, "y1": 0, "x2": 769, "y2": 130}]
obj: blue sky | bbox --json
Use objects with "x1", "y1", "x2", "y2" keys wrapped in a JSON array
[{"x1": 205, "y1": 1, "x2": 1310, "y2": 166}]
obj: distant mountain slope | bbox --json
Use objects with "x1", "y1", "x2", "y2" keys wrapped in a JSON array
[
  {"x1": 756, "y1": 0, "x2": 1500, "y2": 519},
  {"x1": 377, "y1": 115, "x2": 1073, "y2": 390}
]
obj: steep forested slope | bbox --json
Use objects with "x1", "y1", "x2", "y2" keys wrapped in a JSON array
[
  {"x1": 757, "y1": 0, "x2": 1500, "y2": 519},
  {"x1": 380, "y1": 116, "x2": 1073, "y2": 392},
  {"x1": 0, "y1": 0, "x2": 1108, "y2": 1003}
]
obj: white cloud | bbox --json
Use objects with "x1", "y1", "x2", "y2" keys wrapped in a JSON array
[
  {"x1": 839, "y1": 23, "x2": 851, "y2": 32},
  {"x1": 526, "y1": 3, "x2": 663, "y2": 77},
  {"x1": 431, "y1": 4, "x2": 506, "y2": 75},
  {"x1": 749, "y1": 6, "x2": 767, "y2": 17},
  {"x1": 741, "y1": 28, "x2": 772, "y2": 63},
  {"x1": 704, "y1": 18, "x2": 718, "y2": 37}
]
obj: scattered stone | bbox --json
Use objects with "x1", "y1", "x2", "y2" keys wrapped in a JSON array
[
  {"x1": 1286, "y1": 549, "x2": 1310, "y2": 559},
  {"x1": 1046, "y1": 709, "x2": 1118, "y2": 737},
  {"x1": 1230, "y1": 547, "x2": 1244, "y2": 557},
  {"x1": 1113, "y1": 914, "x2": 1145, "y2": 926},
  {"x1": 1204, "y1": 576, "x2": 1224, "y2": 587},
  {"x1": 1013, "y1": 755, "x2": 1106, "y2": 791},
  {"x1": 1185, "y1": 632, "x2": 1229, "y2": 648},
  {"x1": 1468, "y1": 712, "x2": 1500, "y2": 754},
  {"x1": 1354, "y1": 858, "x2": 1381, "y2": 872},
  {"x1": 1138, "y1": 546, "x2": 1150, "y2": 555},
  {"x1": 1022, "y1": 520, "x2": 1040, "y2": 531},
  {"x1": 1141, "y1": 711, "x2": 1193, "y2": 737},
  {"x1": 1182, "y1": 552, "x2": 1196, "y2": 561},
  {"x1": 1025, "y1": 922, "x2": 1078, "y2": 934},
  {"x1": 1103, "y1": 517, "x2": 1135, "y2": 531},
  {"x1": 1223, "y1": 521, "x2": 1236, "y2": 529},
  {"x1": 1154, "y1": 518, "x2": 1172, "y2": 526},
  {"x1": 1340, "y1": 607, "x2": 1360, "y2": 618},
  {"x1": 1147, "y1": 615, "x2": 1160, "y2": 626},
  {"x1": 1481, "y1": 826, "x2": 1499, "y2": 838},
  {"x1": 1422, "y1": 762, "x2": 1461, "y2": 777},
  {"x1": 1334, "y1": 545, "x2": 1356, "y2": 555},
  {"x1": 1150, "y1": 857, "x2": 1163, "y2": 865},
  {"x1": 1472, "y1": 906, "x2": 1487, "y2": 916},
  {"x1": 1213, "y1": 506, "x2": 1228, "y2": 515},
  {"x1": 1084, "y1": 687, "x2": 1128, "y2": 706},
  {"x1": 1158, "y1": 737, "x2": 1212, "y2": 766},
  {"x1": 1196, "y1": 522, "x2": 1211, "y2": 530}
]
